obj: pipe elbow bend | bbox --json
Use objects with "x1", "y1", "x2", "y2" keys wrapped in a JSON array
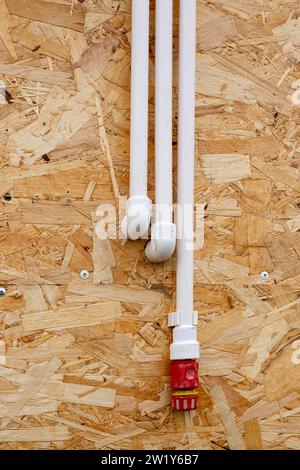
[
  {"x1": 145, "y1": 222, "x2": 176, "y2": 263},
  {"x1": 121, "y1": 196, "x2": 152, "y2": 240}
]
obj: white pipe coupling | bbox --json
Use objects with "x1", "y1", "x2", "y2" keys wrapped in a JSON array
[{"x1": 170, "y1": 325, "x2": 200, "y2": 360}]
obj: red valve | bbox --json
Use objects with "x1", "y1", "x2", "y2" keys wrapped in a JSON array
[
  {"x1": 170, "y1": 359, "x2": 199, "y2": 390},
  {"x1": 170, "y1": 360, "x2": 199, "y2": 411}
]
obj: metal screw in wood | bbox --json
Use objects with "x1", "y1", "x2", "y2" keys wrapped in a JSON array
[
  {"x1": 80, "y1": 270, "x2": 89, "y2": 280},
  {"x1": 260, "y1": 271, "x2": 269, "y2": 281},
  {"x1": 0, "y1": 287, "x2": 7, "y2": 297}
]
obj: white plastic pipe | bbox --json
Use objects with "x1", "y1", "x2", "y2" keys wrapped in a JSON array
[
  {"x1": 122, "y1": 0, "x2": 152, "y2": 240},
  {"x1": 170, "y1": 0, "x2": 199, "y2": 361},
  {"x1": 145, "y1": 0, "x2": 176, "y2": 262}
]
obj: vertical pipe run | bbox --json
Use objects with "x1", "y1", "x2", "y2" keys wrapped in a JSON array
[
  {"x1": 155, "y1": 0, "x2": 173, "y2": 222},
  {"x1": 130, "y1": 0, "x2": 150, "y2": 198},
  {"x1": 122, "y1": 0, "x2": 152, "y2": 240},
  {"x1": 170, "y1": 0, "x2": 199, "y2": 412},
  {"x1": 176, "y1": 0, "x2": 196, "y2": 324}
]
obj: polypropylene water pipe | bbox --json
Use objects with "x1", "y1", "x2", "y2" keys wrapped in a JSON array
[
  {"x1": 169, "y1": 0, "x2": 200, "y2": 412},
  {"x1": 145, "y1": 0, "x2": 176, "y2": 262},
  {"x1": 122, "y1": 0, "x2": 152, "y2": 240}
]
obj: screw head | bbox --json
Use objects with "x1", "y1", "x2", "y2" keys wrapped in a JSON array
[
  {"x1": 260, "y1": 271, "x2": 269, "y2": 281},
  {"x1": 80, "y1": 270, "x2": 89, "y2": 280},
  {"x1": 2, "y1": 193, "x2": 12, "y2": 202},
  {"x1": 0, "y1": 287, "x2": 7, "y2": 297}
]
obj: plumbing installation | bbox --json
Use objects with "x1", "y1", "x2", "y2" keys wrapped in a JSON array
[
  {"x1": 145, "y1": 0, "x2": 176, "y2": 263},
  {"x1": 121, "y1": 0, "x2": 152, "y2": 241},
  {"x1": 124, "y1": 0, "x2": 199, "y2": 411}
]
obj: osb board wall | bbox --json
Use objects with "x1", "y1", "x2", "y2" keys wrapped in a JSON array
[{"x1": 0, "y1": 0, "x2": 300, "y2": 451}]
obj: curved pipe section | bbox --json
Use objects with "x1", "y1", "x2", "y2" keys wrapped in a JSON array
[{"x1": 145, "y1": 221, "x2": 176, "y2": 262}]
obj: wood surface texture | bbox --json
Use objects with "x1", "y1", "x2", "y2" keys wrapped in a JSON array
[{"x1": 0, "y1": 0, "x2": 300, "y2": 450}]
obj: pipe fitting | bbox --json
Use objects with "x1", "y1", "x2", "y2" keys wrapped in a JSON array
[
  {"x1": 170, "y1": 325, "x2": 200, "y2": 360},
  {"x1": 121, "y1": 195, "x2": 152, "y2": 240},
  {"x1": 145, "y1": 222, "x2": 176, "y2": 263},
  {"x1": 170, "y1": 359, "x2": 199, "y2": 411}
]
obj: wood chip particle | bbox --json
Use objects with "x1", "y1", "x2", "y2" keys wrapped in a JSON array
[
  {"x1": 0, "y1": 426, "x2": 70, "y2": 442},
  {"x1": 202, "y1": 154, "x2": 251, "y2": 183},
  {"x1": 6, "y1": 0, "x2": 85, "y2": 32},
  {"x1": 22, "y1": 302, "x2": 122, "y2": 332},
  {"x1": 0, "y1": 0, "x2": 17, "y2": 59},
  {"x1": 243, "y1": 418, "x2": 263, "y2": 450},
  {"x1": 210, "y1": 384, "x2": 246, "y2": 450},
  {"x1": 0, "y1": 358, "x2": 61, "y2": 429},
  {"x1": 0, "y1": 64, "x2": 72, "y2": 86},
  {"x1": 9, "y1": 85, "x2": 97, "y2": 166}
]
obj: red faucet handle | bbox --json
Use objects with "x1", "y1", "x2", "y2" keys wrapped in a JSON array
[{"x1": 170, "y1": 359, "x2": 199, "y2": 390}]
